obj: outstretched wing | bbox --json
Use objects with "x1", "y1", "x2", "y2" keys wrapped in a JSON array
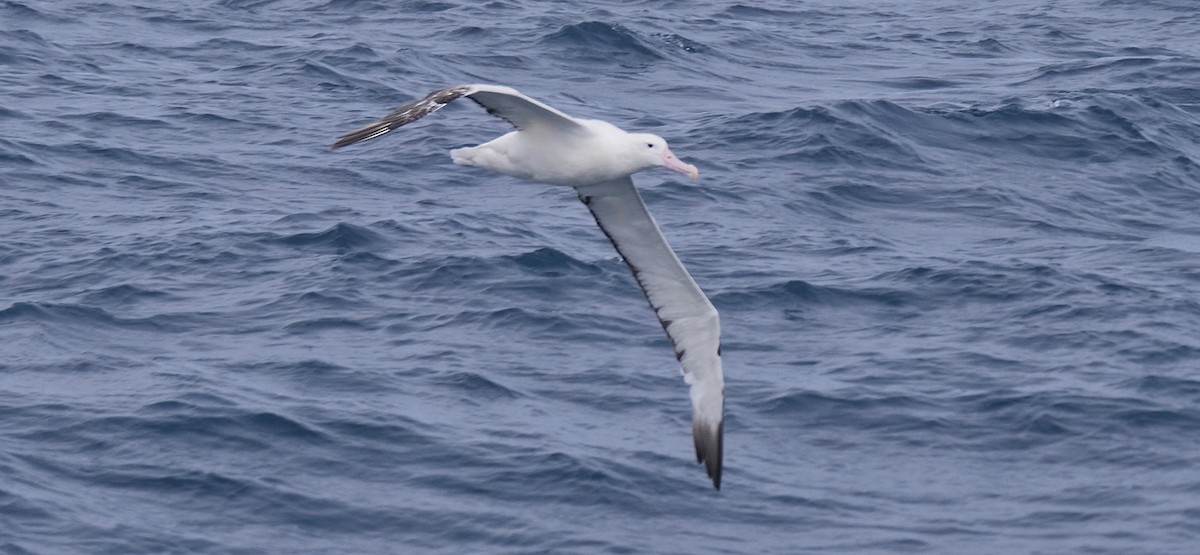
[
  {"x1": 574, "y1": 176, "x2": 725, "y2": 490},
  {"x1": 332, "y1": 84, "x2": 583, "y2": 149}
]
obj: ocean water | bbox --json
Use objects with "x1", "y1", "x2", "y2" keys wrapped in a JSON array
[{"x1": 2, "y1": 0, "x2": 1200, "y2": 553}]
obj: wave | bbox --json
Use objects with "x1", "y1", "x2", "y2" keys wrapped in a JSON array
[
  {"x1": 713, "y1": 279, "x2": 909, "y2": 309},
  {"x1": 0, "y1": 301, "x2": 193, "y2": 333},
  {"x1": 274, "y1": 222, "x2": 385, "y2": 252},
  {"x1": 540, "y1": 21, "x2": 663, "y2": 65},
  {"x1": 701, "y1": 103, "x2": 929, "y2": 172}
]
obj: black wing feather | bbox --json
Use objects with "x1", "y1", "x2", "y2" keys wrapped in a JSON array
[{"x1": 331, "y1": 85, "x2": 472, "y2": 149}]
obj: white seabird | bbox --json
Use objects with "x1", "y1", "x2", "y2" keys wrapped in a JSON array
[{"x1": 333, "y1": 84, "x2": 725, "y2": 489}]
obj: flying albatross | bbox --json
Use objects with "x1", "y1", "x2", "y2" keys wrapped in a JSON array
[{"x1": 333, "y1": 84, "x2": 724, "y2": 489}]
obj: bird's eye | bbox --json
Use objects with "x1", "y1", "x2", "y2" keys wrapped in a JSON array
[{"x1": 646, "y1": 143, "x2": 654, "y2": 149}]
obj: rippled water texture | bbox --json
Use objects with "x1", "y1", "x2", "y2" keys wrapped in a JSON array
[{"x1": 3, "y1": 0, "x2": 1200, "y2": 553}]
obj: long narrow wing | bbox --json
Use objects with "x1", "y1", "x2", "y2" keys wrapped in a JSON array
[
  {"x1": 574, "y1": 176, "x2": 725, "y2": 490},
  {"x1": 332, "y1": 84, "x2": 583, "y2": 149}
]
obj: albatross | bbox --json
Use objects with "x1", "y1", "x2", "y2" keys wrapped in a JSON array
[{"x1": 333, "y1": 84, "x2": 725, "y2": 489}]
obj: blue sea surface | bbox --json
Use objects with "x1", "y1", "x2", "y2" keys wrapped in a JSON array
[{"x1": 3, "y1": 0, "x2": 1200, "y2": 553}]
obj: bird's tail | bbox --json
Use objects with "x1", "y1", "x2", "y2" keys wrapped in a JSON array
[{"x1": 450, "y1": 146, "x2": 477, "y2": 167}]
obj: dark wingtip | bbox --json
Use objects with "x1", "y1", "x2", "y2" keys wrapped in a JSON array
[
  {"x1": 694, "y1": 419, "x2": 724, "y2": 490},
  {"x1": 331, "y1": 123, "x2": 390, "y2": 150},
  {"x1": 330, "y1": 85, "x2": 473, "y2": 151}
]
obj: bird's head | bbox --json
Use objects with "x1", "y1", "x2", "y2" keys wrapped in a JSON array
[{"x1": 628, "y1": 133, "x2": 700, "y2": 180}]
